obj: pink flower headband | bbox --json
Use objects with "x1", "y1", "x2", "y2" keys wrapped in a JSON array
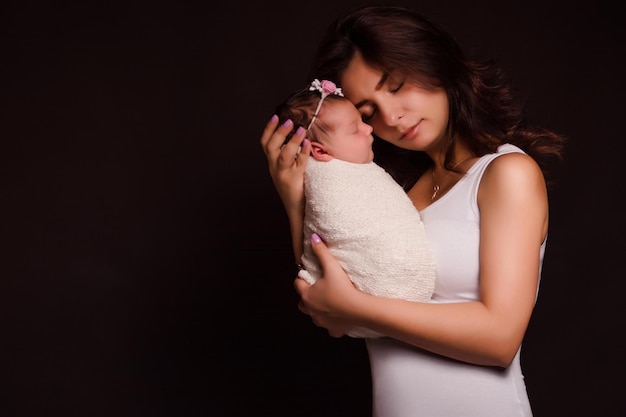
[{"x1": 307, "y1": 79, "x2": 344, "y2": 130}]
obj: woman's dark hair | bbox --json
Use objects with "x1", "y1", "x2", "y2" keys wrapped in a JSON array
[{"x1": 309, "y1": 6, "x2": 566, "y2": 190}]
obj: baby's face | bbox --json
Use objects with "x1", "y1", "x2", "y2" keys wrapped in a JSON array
[{"x1": 322, "y1": 100, "x2": 374, "y2": 164}]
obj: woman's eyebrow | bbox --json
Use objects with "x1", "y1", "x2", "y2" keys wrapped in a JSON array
[{"x1": 354, "y1": 73, "x2": 389, "y2": 109}]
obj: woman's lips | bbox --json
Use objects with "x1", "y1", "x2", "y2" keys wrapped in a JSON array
[{"x1": 400, "y1": 121, "x2": 421, "y2": 141}]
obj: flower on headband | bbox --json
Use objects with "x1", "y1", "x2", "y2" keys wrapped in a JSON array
[
  {"x1": 306, "y1": 79, "x2": 344, "y2": 130},
  {"x1": 310, "y1": 79, "x2": 344, "y2": 97}
]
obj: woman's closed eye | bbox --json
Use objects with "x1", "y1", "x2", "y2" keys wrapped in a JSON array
[
  {"x1": 360, "y1": 104, "x2": 377, "y2": 122},
  {"x1": 388, "y1": 79, "x2": 405, "y2": 93},
  {"x1": 359, "y1": 79, "x2": 405, "y2": 122}
]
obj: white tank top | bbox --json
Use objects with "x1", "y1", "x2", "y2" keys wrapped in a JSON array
[{"x1": 365, "y1": 143, "x2": 545, "y2": 417}]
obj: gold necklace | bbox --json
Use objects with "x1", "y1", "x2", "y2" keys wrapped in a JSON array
[{"x1": 431, "y1": 156, "x2": 474, "y2": 201}]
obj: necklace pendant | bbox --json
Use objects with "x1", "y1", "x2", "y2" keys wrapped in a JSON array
[{"x1": 431, "y1": 185, "x2": 440, "y2": 201}]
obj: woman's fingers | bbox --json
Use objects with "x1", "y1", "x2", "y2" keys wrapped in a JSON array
[
  {"x1": 295, "y1": 278, "x2": 312, "y2": 316},
  {"x1": 260, "y1": 114, "x2": 280, "y2": 154},
  {"x1": 297, "y1": 300, "x2": 309, "y2": 315},
  {"x1": 308, "y1": 232, "x2": 341, "y2": 272},
  {"x1": 294, "y1": 276, "x2": 310, "y2": 297},
  {"x1": 277, "y1": 125, "x2": 308, "y2": 167},
  {"x1": 261, "y1": 117, "x2": 292, "y2": 157},
  {"x1": 260, "y1": 116, "x2": 310, "y2": 170}
]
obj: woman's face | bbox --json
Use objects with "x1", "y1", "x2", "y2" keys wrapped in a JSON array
[{"x1": 339, "y1": 51, "x2": 449, "y2": 154}]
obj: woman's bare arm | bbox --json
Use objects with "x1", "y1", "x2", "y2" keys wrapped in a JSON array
[
  {"x1": 260, "y1": 115, "x2": 310, "y2": 263},
  {"x1": 295, "y1": 153, "x2": 548, "y2": 367}
]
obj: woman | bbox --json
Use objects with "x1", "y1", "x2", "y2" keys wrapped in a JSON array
[{"x1": 260, "y1": 6, "x2": 566, "y2": 416}]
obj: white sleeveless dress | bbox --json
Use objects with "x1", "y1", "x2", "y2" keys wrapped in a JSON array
[{"x1": 366, "y1": 144, "x2": 544, "y2": 417}]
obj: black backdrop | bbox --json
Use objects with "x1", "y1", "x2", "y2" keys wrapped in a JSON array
[{"x1": 2, "y1": 1, "x2": 625, "y2": 416}]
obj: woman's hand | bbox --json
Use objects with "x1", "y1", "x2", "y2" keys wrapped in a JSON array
[
  {"x1": 260, "y1": 115, "x2": 310, "y2": 213},
  {"x1": 294, "y1": 233, "x2": 365, "y2": 337}
]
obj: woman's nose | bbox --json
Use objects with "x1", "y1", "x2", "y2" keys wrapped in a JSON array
[{"x1": 379, "y1": 105, "x2": 402, "y2": 126}]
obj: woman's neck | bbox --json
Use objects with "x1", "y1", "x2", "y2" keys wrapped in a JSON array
[{"x1": 429, "y1": 140, "x2": 473, "y2": 172}]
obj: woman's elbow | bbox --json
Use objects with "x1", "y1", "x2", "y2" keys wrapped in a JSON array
[
  {"x1": 484, "y1": 335, "x2": 523, "y2": 368},
  {"x1": 490, "y1": 350, "x2": 516, "y2": 368}
]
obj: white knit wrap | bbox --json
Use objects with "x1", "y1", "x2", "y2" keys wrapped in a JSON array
[{"x1": 298, "y1": 158, "x2": 436, "y2": 338}]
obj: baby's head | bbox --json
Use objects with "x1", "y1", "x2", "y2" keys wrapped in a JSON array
[
  {"x1": 275, "y1": 79, "x2": 345, "y2": 144},
  {"x1": 275, "y1": 79, "x2": 374, "y2": 164}
]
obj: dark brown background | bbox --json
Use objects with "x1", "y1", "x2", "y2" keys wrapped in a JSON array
[{"x1": 2, "y1": 0, "x2": 624, "y2": 416}]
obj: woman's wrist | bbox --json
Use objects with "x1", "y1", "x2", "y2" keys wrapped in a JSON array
[
  {"x1": 286, "y1": 202, "x2": 305, "y2": 220},
  {"x1": 337, "y1": 286, "x2": 375, "y2": 329}
]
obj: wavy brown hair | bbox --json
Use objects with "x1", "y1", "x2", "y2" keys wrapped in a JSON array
[
  {"x1": 309, "y1": 6, "x2": 566, "y2": 190},
  {"x1": 274, "y1": 87, "x2": 345, "y2": 146}
]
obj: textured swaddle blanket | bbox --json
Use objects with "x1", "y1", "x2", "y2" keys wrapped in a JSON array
[{"x1": 298, "y1": 158, "x2": 436, "y2": 338}]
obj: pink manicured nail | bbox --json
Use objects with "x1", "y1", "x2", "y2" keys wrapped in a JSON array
[
  {"x1": 301, "y1": 138, "x2": 309, "y2": 147},
  {"x1": 269, "y1": 114, "x2": 278, "y2": 123},
  {"x1": 311, "y1": 233, "x2": 322, "y2": 244},
  {"x1": 295, "y1": 126, "x2": 305, "y2": 136},
  {"x1": 282, "y1": 119, "x2": 293, "y2": 128}
]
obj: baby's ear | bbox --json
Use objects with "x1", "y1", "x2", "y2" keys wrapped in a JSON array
[{"x1": 310, "y1": 141, "x2": 333, "y2": 162}]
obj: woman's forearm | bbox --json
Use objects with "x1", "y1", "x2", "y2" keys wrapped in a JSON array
[
  {"x1": 286, "y1": 205, "x2": 305, "y2": 265},
  {"x1": 352, "y1": 293, "x2": 531, "y2": 367}
]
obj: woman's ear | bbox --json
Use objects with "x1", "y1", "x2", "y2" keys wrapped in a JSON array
[{"x1": 310, "y1": 141, "x2": 333, "y2": 162}]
